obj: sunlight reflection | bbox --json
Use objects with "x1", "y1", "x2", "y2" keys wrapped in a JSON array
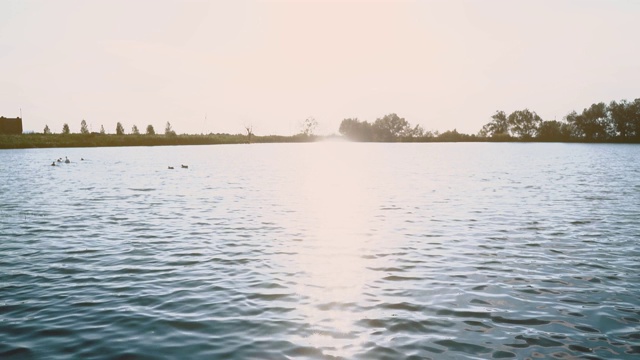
[{"x1": 290, "y1": 142, "x2": 378, "y2": 357}]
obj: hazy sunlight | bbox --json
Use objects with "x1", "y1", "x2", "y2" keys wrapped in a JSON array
[{"x1": 290, "y1": 143, "x2": 378, "y2": 357}]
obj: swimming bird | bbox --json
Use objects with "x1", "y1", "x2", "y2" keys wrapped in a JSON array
[
  {"x1": 65, "y1": 156, "x2": 70, "y2": 164},
  {"x1": 51, "y1": 161, "x2": 56, "y2": 166},
  {"x1": 168, "y1": 166, "x2": 174, "y2": 169},
  {"x1": 181, "y1": 165, "x2": 188, "y2": 169}
]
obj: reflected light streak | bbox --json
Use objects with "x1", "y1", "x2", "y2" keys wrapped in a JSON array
[{"x1": 290, "y1": 143, "x2": 379, "y2": 357}]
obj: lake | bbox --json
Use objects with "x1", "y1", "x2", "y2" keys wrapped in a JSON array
[{"x1": 1, "y1": 142, "x2": 639, "y2": 359}]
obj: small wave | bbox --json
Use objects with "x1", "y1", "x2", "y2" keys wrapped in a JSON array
[
  {"x1": 0, "y1": 346, "x2": 33, "y2": 358},
  {"x1": 492, "y1": 316, "x2": 550, "y2": 326},
  {"x1": 247, "y1": 292, "x2": 292, "y2": 302},
  {"x1": 513, "y1": 334, "x2": 563, "y2": 347},
  {"x1": 380, "y1": 302, "x2": 424, "y2": 312},
  {"x1": 492, "y1": 350, "x2": 517, "y2": 358},
  {"x1": 434, "y1": 339, "x2": 492, "y2": 355},
  {"x1": 574, "y1": 325, "x2": 600, "y2": 333},
  {"x1": 437, "y1": 309, "x2": 491, "y2": 319},
  {"x1": 382, "y1": 275, "x2": 422, "y2": 281}
]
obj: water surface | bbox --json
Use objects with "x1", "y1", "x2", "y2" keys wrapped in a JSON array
[{"x1": 1, "y1": 143, "x2": 639, "y2": 359}]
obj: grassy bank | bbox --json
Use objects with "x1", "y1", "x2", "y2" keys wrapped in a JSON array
[
  {"x1": 2, "y1": 133, "x2": 639, "y2": 149},
  {"x1": 0, "y1": 133, "x2": 317, "y2": 149}
]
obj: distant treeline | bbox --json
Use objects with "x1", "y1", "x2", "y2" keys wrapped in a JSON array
[
  {"x1": 339, "y1": 98, "x2": 640, "y2": 142},
  {"x1": 3, "y1": 98, "x2": 639, "y2": 149},
  {"x1": 0, "y1": 118, "x2": 323, "y2": 149},
  {"x1": 479, "y1": 98, "x2": 640, "y2": 142},
  {"x1": 0, "y1": 133, "x2": 318, "y2": 149}
]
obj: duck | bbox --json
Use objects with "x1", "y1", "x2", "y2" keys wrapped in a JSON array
[
  {"x1": 65, "y1": 156, "x2": 70, "y2": 164},
  {"x1": 181, "y1": 165, "x2": 188, "y2": 169},
  {"x1": 57, "y1": 158, "x2": 62, "y2": 163},
  {"x1": 51, "y1": 161, "x2": 56, "y2": 166},
  {"x1": 168, "y1": 166, "x2": 174, "y2": 170}
]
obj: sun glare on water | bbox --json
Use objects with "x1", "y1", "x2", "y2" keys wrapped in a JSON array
[{"x1": 287, "y1": 142, "x2": 383, "y2": 356}]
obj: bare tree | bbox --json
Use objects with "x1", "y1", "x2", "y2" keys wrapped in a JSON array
[
  {"x1": 301, "y1": 117, "x2": 318, "y2": 136},
  {"x1": 165, "y1": 122, "x2": 176, "y2": 136},
  {"x1": 80, "y1": 119, "x2": 89, "y2": 134},
  {"x1": 116, "y1": 122, "x2": 125, "y2": 135},
  {"x1": 245, "y1": 125, "x2": 253, "y2": 144}
]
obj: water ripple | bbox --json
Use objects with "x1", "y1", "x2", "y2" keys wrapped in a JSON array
[{"x1": 1, "y1": 143, "x2": 640, "y2": 359}]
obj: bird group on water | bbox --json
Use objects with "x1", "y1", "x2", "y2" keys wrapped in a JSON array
[
  {"x1": 50, "y1": 157, "x2": 187, "y2": 170},
  {"x1": 51, "y1": 156, "x2": 83, "y2": 166}
]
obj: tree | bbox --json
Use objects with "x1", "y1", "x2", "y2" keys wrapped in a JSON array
[
  {"x1": 301, "y1": 117, "x2": 318, "y2": 136},
  {"x1": 537, "y1": 120, "x2": 566, "y2": 141},
  {"x1": 62, "y1": 123, "x2": 70, "y2": 134},
  {"x1": 339, "y1": 118, "x2": 373, "y2": 141},
  {"x1": 584, "y1": 102, "x2": 611, "y2": 139},
  {"x1": 437, "y1": 129, "x2": 463, "y2": 141},
  {"x1": 165, "y1": 121, "x2": 176, "y2": 136},
  {"x1": 339, "y1": 115, "x2": 423, "y2": 141},
  {"x1": 372, "y1": 113, "x2": 411, "y2": 141},
  {"x1": 408, "y1": 124, "x2": 425, "y2": 138},
  {"x1": 480, "y1": 110, "x2": 510, "y2": 137},
  {"x1": 131, "y1": 125, "x2": 140, "y2": 135},
  {"x1": 80, "y1": 119, "x2": 89, "y2": 134},
  {"x1": 566, "y1": 103, "x2": 609, "y2": 140},
  {"x1": 630, "y1": 99, "x2": 640, "y2": 140},
  {"x1": 116, "y1": 122, "x2": 125, "y2": 135},
  {"x1": 607, "y1": 99, "x2": 640, "y2": 139},
  {"x1": 43, "y1": 125, "x2": 51, "y2": 134},
  {"x1": 422, "y1": 129, "x2": 437, "y2": 138},
  {"x1": 146, "y1": 124, "x2": 155, "y2": 135},
  {"x1": 245, "y1": 125, "x2": 253, "y2": 143},
  {"x1": 508, "y1": 109, "x2": 542, "y2": 139},
  {"x1": 100, "y1": 125, "x2": 105, "y2": 134}
]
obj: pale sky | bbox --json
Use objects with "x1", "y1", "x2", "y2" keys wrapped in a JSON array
[{"x1": 1, "y1": 0, "x2": 639, "y2": 135}]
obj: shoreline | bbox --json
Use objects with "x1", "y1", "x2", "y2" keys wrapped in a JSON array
[
  {"x1": 1, "y1": 133, "x2": 639, "y2": 150},
  {"x1": 0, "y1": 133, "x2": 314, "y2": 149}
]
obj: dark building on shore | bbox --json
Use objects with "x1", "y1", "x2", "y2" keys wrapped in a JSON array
[{"x1": 0, "y1": 117, "x2": 23, "y2": 134}]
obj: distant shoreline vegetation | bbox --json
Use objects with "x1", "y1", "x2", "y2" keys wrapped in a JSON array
[
  {"x1": 0, "y1": 121, "x2": 316, "y2": 149},
  {"x1": 2, "y1": 98, "x2": 639, "y2": 149},
  {"x1": 338, "y1": 98, "x2": 640, "y2": 143},
  {"x1": 0, "y1": 133, "x2": 318, "y2": 149}
]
